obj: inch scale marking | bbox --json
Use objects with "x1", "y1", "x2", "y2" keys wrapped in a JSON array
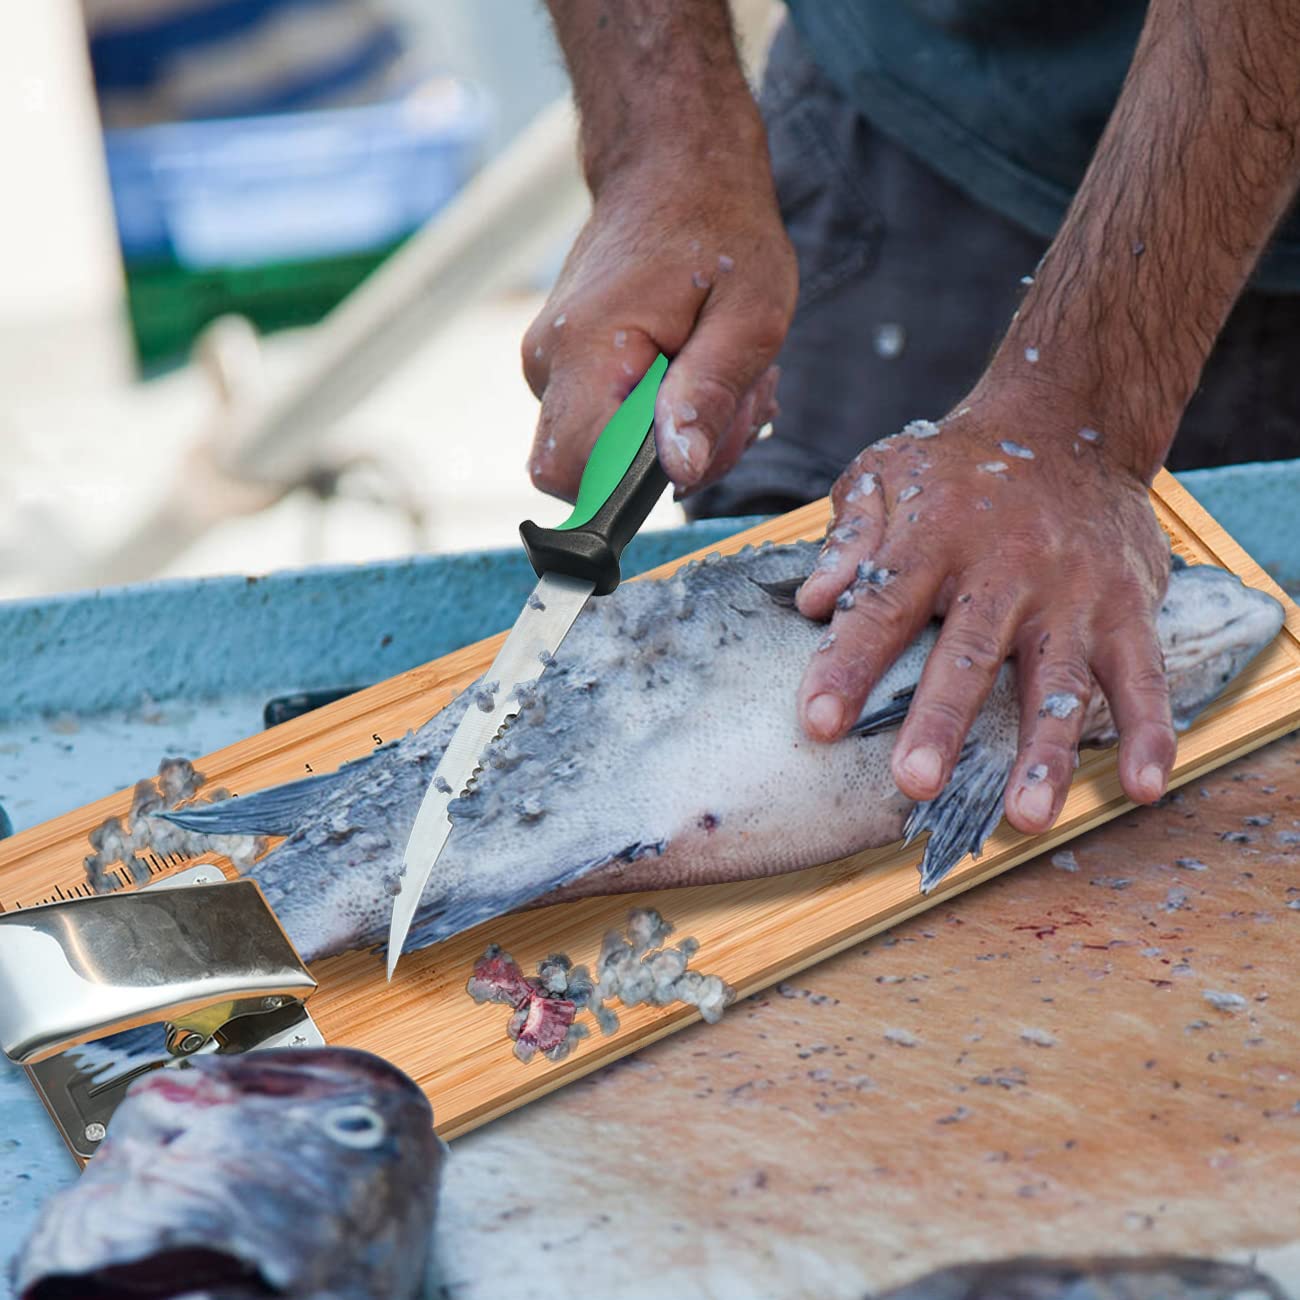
[{"x1": 8, "y1": 851, "x2": 230, "y2": 911}]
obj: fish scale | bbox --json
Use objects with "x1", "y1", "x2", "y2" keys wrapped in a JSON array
[{"x1": 154, "y1": 539, "x2": 1284, "y2": 968}]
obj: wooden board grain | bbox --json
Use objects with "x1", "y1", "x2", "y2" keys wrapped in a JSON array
[{"x1": 1, "y1": 470, "x2": 1298, "y2": 1142}]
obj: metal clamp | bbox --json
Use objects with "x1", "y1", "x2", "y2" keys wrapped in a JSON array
[{"x1": 0, "y1": 868, "x2": 324, "y2": 1164}]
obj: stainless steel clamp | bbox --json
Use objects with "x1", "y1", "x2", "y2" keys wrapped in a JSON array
[{"x1": 0, "y1": 867, "x2": 324, "y2": 1163}]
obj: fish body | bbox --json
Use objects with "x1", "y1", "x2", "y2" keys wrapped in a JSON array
[
  {"x1": 156, "y1": 541, "x2": 1284, "y2": 964},
  {"x1": 12, "y1": 1048, "x2": 442, "y2": 1299},
  {"x1": 874, "y1": 1253, "x2": 1289, "y2": 1299}
]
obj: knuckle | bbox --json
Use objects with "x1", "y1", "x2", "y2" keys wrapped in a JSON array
[
  {"x1": 744, "y1": 300, "x2": 793, "y2": 358},
  {"x1": 910, "y1": 694, "x2": 974, "y2": 746},
  {"x1": 1019, "y1": 746, "x2": 1070, "y2": 785},
  {"x1": 1033, "y1": 656, "x2": 1093, "y2": 703},
  {"x1": 1105, "y1": 574, "x2": 1160, "y2": 617},
  {"x1": 852, "y1": 576, "x2": 910, "y2": 626},
  {"x1": 998, "y1": 522, "x2": 1060, "y2": 566},
  {"x1": 808, "y1": 651, "x2": 880, "y2": 703},
  {"x1": 942, "y1": 623, "x2": 1004, "y2": 671},
  {"x1": 1124, "y1": 663, "x2": 1170, "y2": 700},
  {"x1": 682, "y1": 371, "x2": 744, "y2": 430}
]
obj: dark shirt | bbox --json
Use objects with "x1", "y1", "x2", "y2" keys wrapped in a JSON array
[{"x1": 783, "y1": 0, "x2": 1300, "y2": 292}]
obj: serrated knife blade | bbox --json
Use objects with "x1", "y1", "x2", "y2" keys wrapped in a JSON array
[{"x1": 386, "y1": 571, "x2": 594, "y2": 977}]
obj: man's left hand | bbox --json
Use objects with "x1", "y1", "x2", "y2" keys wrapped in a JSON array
[{"x1": 794, "y1": 385, "x2": 1177, "y2": 835}]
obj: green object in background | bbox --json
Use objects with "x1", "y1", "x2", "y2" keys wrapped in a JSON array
[
  {"x1": 123, "y1": 242, "x2": 404, "y2": 374},
  {"x1": 519, "y1": 353, "x2": 671, "y2": 596}
]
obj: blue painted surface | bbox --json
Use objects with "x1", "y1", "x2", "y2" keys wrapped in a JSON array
[
  {"x1": 0, "y1": 460, "x2": 1295, "y2": 1281},
  {"x1": 1179, "y1": 460, "x2": 1300, "y2": 591},
  {"x1": 0, "y1": 517, "x2": 764, "y2": 727}
]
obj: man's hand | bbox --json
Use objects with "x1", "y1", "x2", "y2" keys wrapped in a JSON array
[
  {"x1": 795, "y1": 390, "x2": 1175, "y2": 834},
  {"x1": 800, "y1": 0, "x2": 1300, "y2": 831},
  {"x1": 528, "y1": 1, "x2": 797, "y2": 500}
]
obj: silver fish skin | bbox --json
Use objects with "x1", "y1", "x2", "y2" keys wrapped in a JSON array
[
  {"x1": 12, "y1": 1048, "x2": 442, "y2": 1300},
  {"x1": 873, "y1": 1253, "x2": 1288, "y2": 1299},
  {"x1": 155, "y1": 542, "x2": 1284, "y2": 964}
]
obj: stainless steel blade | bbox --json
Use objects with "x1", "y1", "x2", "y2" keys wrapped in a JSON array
[{"x1": 386, "y1": 571, "x2": 595, "y2": 976}]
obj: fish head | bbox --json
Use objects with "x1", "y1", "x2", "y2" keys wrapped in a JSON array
[
  {"x1": 173, "y1": 1043, "x2": 430, "y2": 1146},
  {"x1": 14, "y1": 1048, "x2": 440, "y2": 1300},
  {"x1": 1156, "y1": 559, "x2": 1285, "y2": 731}
]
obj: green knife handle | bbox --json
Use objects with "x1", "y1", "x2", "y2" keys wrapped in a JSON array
[{"x1": 520, "y1": 353, "x2": 670, "y2": 596}]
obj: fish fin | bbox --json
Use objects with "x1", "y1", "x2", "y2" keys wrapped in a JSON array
[
  {"x1": 903, "y1": 738, "x2": 1014, "y2": 892},
  {"x1": 749, "y1": 576, "x2": 808, "y2": 608},
  {"x1": 848, "y1": 688, "x2": 916, "y2": 738},
  {"x1": 394, "y1": 840, "x2": 667, "y2": 955},
  {"x1": 153, "y1": 767, "x2": 358, "y2": 837}
]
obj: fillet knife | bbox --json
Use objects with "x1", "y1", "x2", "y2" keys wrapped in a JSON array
[{"x1": 387, "y1": 353, "x2": 671, "y2": 976}]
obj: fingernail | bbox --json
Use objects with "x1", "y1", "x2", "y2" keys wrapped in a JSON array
[
  {"x1": 658, "y1": 409, "x2": 710, "y2": 484},
  {"x1": 900, "y1": 746, "x2": 943, "y2": 791},
  {"x1": 805, "y1": 693, "x2": 844, "y2": 738},
  {"x1": 1016, "y1": 781, "x2": 1054, "y2": 825},
  {"x1": 1137, "y1": 763, "x2": 1165, "y2": 799}
]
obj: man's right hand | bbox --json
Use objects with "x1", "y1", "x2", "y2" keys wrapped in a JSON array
[{"x1": 524, "y1": 4, "x2": 797, "y2": 501}]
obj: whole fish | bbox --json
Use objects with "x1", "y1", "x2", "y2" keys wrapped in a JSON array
[
  {"x1": 12, "y1": 1047, "x2": 443, "y2": 1299},
  {"x1": 873, "y1": 1253, "x2": 1289, "y2": 1299},
  {"x1": 153, "y1": 541, "x2": 1283, "y2": 964}
]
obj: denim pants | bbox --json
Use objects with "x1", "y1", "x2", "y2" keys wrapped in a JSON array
[{"x1": 688, "y1": 21, "x2": 1300, "y2": 519}]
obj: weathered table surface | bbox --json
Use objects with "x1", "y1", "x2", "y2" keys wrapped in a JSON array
[
  {"x1": 432, "y1": 732, "x2": 1300, "y2": 1298},
  {"x1": 1, "y1": 751, "x2": 1297, "y2": 1297}
]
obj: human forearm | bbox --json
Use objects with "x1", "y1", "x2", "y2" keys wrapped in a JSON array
[
  {"x1": 524, "y1": 3, "x2": 796, "y2": 498},
  {"x1": 543, "y1": 0, "x2": 767, "y2": 192},
  {"x1": 988, "y1": 0, "x2": 1300, "y2": 480}
]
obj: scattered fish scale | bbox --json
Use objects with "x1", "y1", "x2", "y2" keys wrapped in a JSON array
[
  {"x1": 846, "y1": 471, "x2": 878, "y2": 502},
  {"x1": 1039, "y1": 692, "x2": 1081, "y2": 719},
  {"x1": 468, "y1": 909, "x2": 734, "y2": 1062},
  {"x1": 598, "y1": 909, "x2": 733, "y2": 1024},
  {"x1": 467, "y1": 947, "x2": 593, "y2": 1063},
  {"x1": 1202, "y1": 989, "x2": 1249, "y2": 1013},
  {"x1": 901, "y1": 419, "x2": 941, "y2": 439},
  {"x1": 998, "y1": 439, "x2": 1036, "y2": 460},
  {"x1": 84, "y1": 758, "x2": 264, "y2": 890},
  {"x1": 509, "y1": 997, "x2": 579, "y2": 1063}
]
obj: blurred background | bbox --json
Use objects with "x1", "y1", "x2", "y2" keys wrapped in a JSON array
[{"x1": 0, "y1": 1, "x2": 777, "y2": 600}]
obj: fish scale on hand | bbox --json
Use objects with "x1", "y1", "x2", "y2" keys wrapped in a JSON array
[{"x1": 148, "y1": 540, "x2": 1283, "y2": 966}]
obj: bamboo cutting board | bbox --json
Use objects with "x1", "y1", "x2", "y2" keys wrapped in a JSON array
[{"x1": 1, "y1": 470, "x2": 1298, "y2": 1142}]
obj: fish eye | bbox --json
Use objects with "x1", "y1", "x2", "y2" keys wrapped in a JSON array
[{"x1": 321, "y1": 1104, "x2": 387, "y2": 1149}]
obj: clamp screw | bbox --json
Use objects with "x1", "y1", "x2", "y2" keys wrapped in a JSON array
[
  {"x1": 262, "y1": 996, "x2": 286, "y2": 1010},
  {"x1": 176, "y1": 1032, "x2": 206, "y2": 1054},
  {"x1": 84, "y1": 1123, "x2": 106, "y2": 1143},
  {"x1": 289, "y1": 1034, "x2": 308, "y2": 1047}
]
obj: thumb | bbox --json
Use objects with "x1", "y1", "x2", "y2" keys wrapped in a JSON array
[
  {"x1": 528, "y1": 331, "x2": 663, "y2": 502},
  {"x1": 654, "y1": 296, "x2": 789, "y2": 489}
]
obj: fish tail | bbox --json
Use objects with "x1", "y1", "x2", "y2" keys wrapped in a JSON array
[{"x1": 154, "y1": 767, "x2": 357, "y2": 837}]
